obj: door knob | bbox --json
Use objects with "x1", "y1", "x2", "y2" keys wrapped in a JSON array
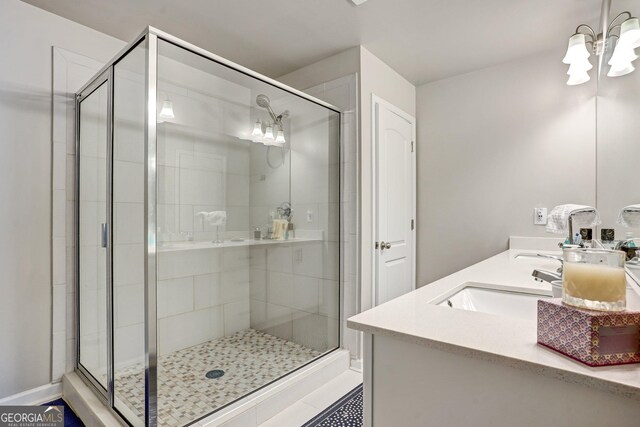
[
  {"x1": 379, "y1": 241, "x2": 391, "y2": 251},
  {"x1": 384, "y1": 242, "x2": 391, "y2": 249}
]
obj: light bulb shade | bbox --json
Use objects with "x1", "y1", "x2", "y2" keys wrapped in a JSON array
[
  {"x1": 275, "y1": 130, "x2": 286, "y2": 145},
  {"x1": 562, "y1": 34, "x2": 591, "y2": 64},
  {"x1": 263, "y1": 125, "x2": 275, "y2": 142},
  {"x1": 608, "y1": 62, "x2": 635, "y2": 77},
  {"x1": 608, "y1": 40, "x2": 639, "y2": 68},
  {"x1": 159, "y1": 100, "x2": 175, "y2": 119},
  {"x1": 567, "y1": 58, "x2": 593, "y2": 74},
  {"x1": 251, "y1": 120, "x2": 263, "y2": 137},
  {"x1": 620, "y1": 17, "x2": 640, "y2": 49},
  {"x1": 566, "y1": 69, "x2": 590, "y2": 85}
]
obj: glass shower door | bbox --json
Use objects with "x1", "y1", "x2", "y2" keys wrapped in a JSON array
[{"x1": 77, "y1": 77, "x2": 110, "y2": 391}]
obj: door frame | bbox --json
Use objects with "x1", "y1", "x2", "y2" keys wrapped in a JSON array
[
  {"x1": 75, "y1": 67, "x2": 114, "y2": 403},
  {"x1": 370, "y1": 94, "x2": 416, "y2": 307}
]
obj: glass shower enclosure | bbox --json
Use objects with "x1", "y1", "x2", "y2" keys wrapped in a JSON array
[{"x1": 75, "y1": 27, "x2": 341, "y2": 427}]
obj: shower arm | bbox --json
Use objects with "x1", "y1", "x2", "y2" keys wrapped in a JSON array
[{"x1": 263, "y1": 103, "x2": 280, "y2": 125}]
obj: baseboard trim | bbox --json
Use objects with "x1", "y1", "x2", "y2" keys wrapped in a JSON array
[{"x1": 0, "y1": 382, "x2": 62, "y2": 406}]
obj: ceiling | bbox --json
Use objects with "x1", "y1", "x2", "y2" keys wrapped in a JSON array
[{"x1": 21, "y1": 0, "x2": 601, "y2": 85}]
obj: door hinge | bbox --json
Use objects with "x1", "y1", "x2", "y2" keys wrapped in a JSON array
[
  {"x1": 411, "y1": 219, "x2": 414, "y2": 230},
  {"x1": 411, "y1": 141, "x2": 414, "y2": 152},
  {"x1": 375, "y1": 241, "x2": 380, "y2": 249}
]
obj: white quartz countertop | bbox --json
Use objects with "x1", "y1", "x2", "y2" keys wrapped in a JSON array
[{"x1": 347, "y1": 248, "x2": 640, "y2": 401}]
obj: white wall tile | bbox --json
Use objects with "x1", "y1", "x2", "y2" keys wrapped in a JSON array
[
  {"x1": 293, "y1": 242, "x2": 323, "y2": 279},
  {"x1": 292, "y1": 275, "x2": 319, "y2": 314},
  {"x1": 53, "y1": 189, "x2": 66, "y2": 238},
  {"x1": 267, "y1": 272, "x2": 293, "y2": 307},
  {"x1": 249, "y1": 268, "x2": 267, "y2": 302},
  {"x1": 114, "y1": 202, "x2": 144, "y2": 244},
  {"x1": 224, "y1": 300, "x2": 250, "y2": 336},
  {"x1": 114, "y1": 160, "x2": 144, "y2": 203},
  {"x1": 52, "y1": 284, "x2": 66, "y2": 333},
  {"x1": 113, "y1": 243, "x2": 144, "y2": 286},
  {"x1": 223, "y1": 247, "x2": 250, "y2": 270},
  {"x1": 250, "y1": 247, "x2": 267, "y2": 269},
  {"x1": 318, "y1": 280, "x2": 339, "y2": 319},
  {"x1": 114, "y1": 323, "x2": 145, "y2": 367},
  {"x1": 158, "y1": 307, "x2": 223, "y2": 355},
  {"x1": 226, "y1": 173, "x2": 250, "y2": 207},
  {"x1": 52, "y1": 237, "x2": 66, "y2": 286},
  {"x1": 266, "y1": 245, "x2": 292, "y2": 273},
  {"x1": 158, "y1": 277, "x2": 194, "y2": 318},
  {"x1": 263, "y1": 303, "x2": 293, "y2": 341},
  {"x1": 115, "y1": 283, "x2": 144, "y2": 327},
  {"x1": 194, "y1": 273, "x2": 222, "y2": 310},
  {"x1": 158, "y1": 248, "x2": 222, "y2": 279},
  {"x1": 221, "y1": 269, "x2": 250, "y2": 303}
]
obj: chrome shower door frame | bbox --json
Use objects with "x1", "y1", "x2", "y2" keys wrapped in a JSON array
[
  {"x1": 75, "y1": 68, "x2": 114, "y2": 405},
  {"x1": 76, "y1": 27, "x2": 342, "y2": 427}
]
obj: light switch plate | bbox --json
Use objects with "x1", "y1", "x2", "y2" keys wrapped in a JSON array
[{"x1": 534, "y1": 207, "x2": 547, "y2": 225}]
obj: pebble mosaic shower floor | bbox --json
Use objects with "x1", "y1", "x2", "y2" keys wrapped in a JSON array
[{"x1": 112, "y1": 329, "x2": 321, "y2": 426}]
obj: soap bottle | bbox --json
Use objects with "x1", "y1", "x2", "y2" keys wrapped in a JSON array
[{"x1": 253, "y1": 226, "x2": 261, "y2": 240}]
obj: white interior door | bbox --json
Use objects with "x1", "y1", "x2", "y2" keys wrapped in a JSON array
[{"x1": 374, "y1": 96, "x2": 416, "y2": 306}]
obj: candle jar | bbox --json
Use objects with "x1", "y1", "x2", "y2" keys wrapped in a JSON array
[{"x1": 562, "y1": 248, "x2": 626, "y2": 312}]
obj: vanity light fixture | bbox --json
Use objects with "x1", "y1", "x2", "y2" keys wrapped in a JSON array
[
  {"x1": 252, "y1": 94, "x2": 288, "y2": 146},
  {"x1": 159, "y1": 99, "x2": 175, "y2": 119},
  {"x1": 251, "y1": 119, "x2": 263, "y2": 143},
  {"x1": 275, "y1": 130, "x2": 286, "y2": 145},
  {"x1": 563, "y1": 3, "x2": 640, "y2": 85},
  {"x1": 263, "y1": 125, "x2": 275, "y2": 144},
  {"x1": 250, "y1": 120, "x2": 286, "y2": 146}
]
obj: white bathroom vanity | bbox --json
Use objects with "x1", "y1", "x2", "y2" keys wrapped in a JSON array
[{"x1": 348, "y1": 239, "x2": 640, "y2": 427}]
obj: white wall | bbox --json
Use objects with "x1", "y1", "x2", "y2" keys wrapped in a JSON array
[
  {"x1": 278, "y1": 48, "x2": 360, "y2": 93},
  {"x1": 0, "y1": 0, "x2": 123, "y2": 399},
  {"x1": 416, "y1": 50, "x2": 596, "y2": 286},
  {"x1": 359, "y1": 47, "x2": 416, "y2": 311}
]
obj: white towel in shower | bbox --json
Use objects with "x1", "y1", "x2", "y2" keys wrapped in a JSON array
[
  {"x1": 546, "y1": 204, "x2": 601, "y2": 234},
  {"x1": 618, "y1": 204, "x2": 640, "y2": 228},
  {"x1": 207, "y1": 211, "x2": 227, "y2": 226}
]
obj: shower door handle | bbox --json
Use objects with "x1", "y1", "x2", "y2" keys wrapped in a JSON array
[{"x1": 101, "y1": 223, "x2": 108, "y2": 248}]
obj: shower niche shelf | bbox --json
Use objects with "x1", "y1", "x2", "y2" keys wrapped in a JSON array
[{"x1": 157, "y1": 235, "x2": 323, "y2": 252}]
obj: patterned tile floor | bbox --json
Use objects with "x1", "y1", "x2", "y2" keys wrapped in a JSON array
[{"x1": 113, "y1": 329, "x2": 321, "y2": 427}]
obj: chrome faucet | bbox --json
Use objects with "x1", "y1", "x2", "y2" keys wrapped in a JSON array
[
  {"x1": 514, "y1": 253, "x2": 563, "y2": 284},
  {"x1": 531, "y1": 269, "x2": 562, "y2": 284},
  {"x1": 615, "y1": 238, "x2": 639, "y2": 262}
]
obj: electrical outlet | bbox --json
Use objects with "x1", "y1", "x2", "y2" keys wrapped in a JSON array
[
  {"x1": 580, "y1": 228, "x2": 593, "y2": 242},
  {"x1": 601, "y1": 228, "x2": 615, "y2": 242},
  {"x1": 306, "y1": 210, "x2": 313, "y2": 223},
  {"x1": 534, "y1": 207, "x2": 547, "y2": 225}
]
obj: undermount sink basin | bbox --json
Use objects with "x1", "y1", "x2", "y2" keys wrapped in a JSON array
[{"x1": 436, "y1": 285, "x2": 551, "y2": 321}]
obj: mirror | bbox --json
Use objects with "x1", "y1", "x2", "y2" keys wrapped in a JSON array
[{"x1": 596, "y1": 0, "x2": 640, "y2": 284}]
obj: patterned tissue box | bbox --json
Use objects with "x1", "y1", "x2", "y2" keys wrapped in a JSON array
[{"x1": 537, "y1": 299, "x2": 640, "y2": 367}]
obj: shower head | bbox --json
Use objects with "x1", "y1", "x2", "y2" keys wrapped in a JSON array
[
  {"x1": 256, "y1": 94, "x2": 271, "y2": 109},
  {"x1": 256, "y1": 94, "x2": 288, "y2": 127}
]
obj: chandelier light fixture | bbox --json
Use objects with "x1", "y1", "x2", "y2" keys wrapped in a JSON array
[{"x1": 563, "y1": 1, "x2": 640, "y2": 85}]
